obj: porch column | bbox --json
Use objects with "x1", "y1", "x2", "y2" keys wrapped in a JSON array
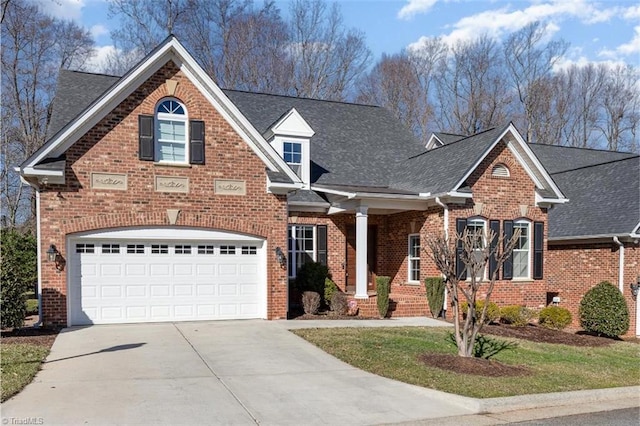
[{"x1": 355, "y1": 205, "x2": 369, "y2": 299}]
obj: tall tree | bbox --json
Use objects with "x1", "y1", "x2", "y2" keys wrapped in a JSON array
[
  {"x1": 597, "y1": 64, "x2": 640, "y2": 152},
  {"x1": 287, "y1": 0, "x2": 371, "y2": 100},
  {"x1": 435, "y1": 35, "x2": 512, "y2": 135},
  {"x1": 1, "y1": 0, "x2": 94, "y2": 226},
  {"x1": 503, "y1": 22, "x2": 568, "y2": 143}
]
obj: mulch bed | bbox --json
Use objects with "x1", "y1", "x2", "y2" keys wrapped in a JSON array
[
  {"x1": 294, "y1": 312, "x2": 383, "y2": 320},
  {"x1": 418, "y1": 353, "x2": 532, "y2": 377},
  {"x1": 1, "y1": 327, "x2": 60, "y2": 349},
  {"x1": 482, "y1": 324, "x2": 620, "y2": 347}
]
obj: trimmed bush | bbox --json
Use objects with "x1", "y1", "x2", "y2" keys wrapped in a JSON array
[
  {"x1": 500, "y1": 305, "x2": 535, "y2": 327},
  {"x1": 461, "y1": 300, "x2": 500, "y2": 324},
  {"x1": 330, "y1": 291, "x2": 349, "y2": 316},
  {"x1": 296, "y1": 262, "x2": 329, "y2": 303},
  {"x1": 579, "y1": 281, "x2": 629, "y2": 337},
  {"x1": 1, "y1": 229, "x2": 37, "y2": 329},
  {"x1": 538, "y1": 306, "x2": 572, "y2": 330},
  {"x1": 325, "y1": 278, "x2": 339, "y2": 308},
  {"x1": 376, "y1": 276, "x2": 391, "y2": 318},
  {"x1": 301, "y1": 291, "x2": 321, "y2": 315},
  {"x1": 424, "y1": 277, "x2": 445, "y2": 318}
]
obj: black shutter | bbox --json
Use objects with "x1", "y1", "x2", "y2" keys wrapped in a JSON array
[
  {"x1": 138, "y1": 115, "x2": 154, "y2": 161},
  {"x1": 316, "y1": 225, "x2": 327, "y2": 265},
  {"x1": 190, "y1": 120, "x2": 205, "y2": 164},
  {"x1": 533, "y1": 221, "x2": 544, "y2": 279},
  {"x1": 489, "y1": 220, "x2": 500, "y2": 280},
  {"x1": 455, "y1": 218, "x2": 467, "y2": 280},
  {"x1": 502, "y1": 220, "x2": 514, "y2": 280}
]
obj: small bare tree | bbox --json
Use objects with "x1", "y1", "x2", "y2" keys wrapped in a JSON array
[{"x1": 426, "y1": 228, "x2": 520, "y2": 357}]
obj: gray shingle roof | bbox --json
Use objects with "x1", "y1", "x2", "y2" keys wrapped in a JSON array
[
  {"x1": 529, "y1": 143, "x2": 636, "y2": 174},
  {"x1": 547, "y1": 155, "x2": 640, "y2": 238},
  {"x1": 287, "y1": 190, "x2": 329, "y2": 205},
  {"x1": 223, "y1": 90, "x2": 426, "y2": 188},
  {"x1": 390, "y1": 126, "x2": 507, "y2": 194},
  {"x1": 434, "y1": 132, "x2": 466, "y2": 145},
  {"x1": 48, "y1": 70, "x2": 120, "y2": 139}
]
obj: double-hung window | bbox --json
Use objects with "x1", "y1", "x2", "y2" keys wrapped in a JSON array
[
  {"x1": 283, "y1": 142, "x2": 302, "y2": 176},
  {"x1": 408, "y1": 234, "x2": 420, "y2": 282},
  {"x1": 513, "y1": 221, "x2": 530, "y2": 279},
  {"x1": 466, "y1": 218, "x2": 486, "y2": 280},
  {"x1": 288, "y1": 225, "x2": 315, "y2": 278},
  {"x1": 156, "y1": 99, "x2": 187, "y2": 163}
]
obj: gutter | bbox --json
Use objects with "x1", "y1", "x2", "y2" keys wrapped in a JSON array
[
  {"x1": 613, "y1": 237, "x2": 625, "y2": 293},
  {"x1": 435, "y1": 197, "x2": 449, "y2": 317}
]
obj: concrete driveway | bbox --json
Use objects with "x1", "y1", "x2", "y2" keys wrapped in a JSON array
[{"x1": 2, "y1": 320, "x2": 473, "y2": 425}]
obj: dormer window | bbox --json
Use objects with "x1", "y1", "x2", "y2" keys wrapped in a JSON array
[
  {"x1": 283, "y1": 141, "x2": 302, "y2": 176},
  {"x1": 264, "y1": 108, "x2": 315, "y2": 187}
]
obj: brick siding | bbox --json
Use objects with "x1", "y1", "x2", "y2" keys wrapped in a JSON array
[{"x1": 39, "y1": 61, "x2": 288, "y2": 326}]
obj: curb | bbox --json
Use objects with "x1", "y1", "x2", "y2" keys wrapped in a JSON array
[{"x1": 450, "y1": 386, "x2": 640, "y2": 414}]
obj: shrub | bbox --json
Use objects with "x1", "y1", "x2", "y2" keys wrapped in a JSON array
[
  {"x1": 376, "y1": 276, "x2": 391, "y2": 318},
  {"x1": 295, "y1": 262, "x2": 329, "y2": 302},
  {"x1": 1, "y1": 229, "x2": 37, "y2": 329},
  {"x1": 301, "y1": 291, "x2": 321, "y2": 315},
  {"x1": 461, "y1": 300, "x2": 500, "y2": 324},
  {"x1": 424, "y1": 277, "x2": 445, "y2": 318},
  {"x1": 324, "y1": 278, "x2": 339, "y2": 308},
  {"x1": 538, "y1": 306, "x2": 572, "y2": 330},
  {"x1": 330, "y1": 291, "x2": 349, "y2": 316},
  {"x1": 500, "y1": 305, "x2": 535, "y2": 327},
  {"x1": 579, "y1": 281, "x2": 629, "y2": 337}
]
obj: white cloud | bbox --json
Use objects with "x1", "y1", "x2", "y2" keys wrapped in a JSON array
[
  {"x1": 397, "y1": 0, "x2": 439, "y2": 20},
  {"x1": 598, "y1": 25, "x2": 640, "y2": 60},
  {"x1": 617, "y1": 26, "x2": 640, "y2": 56},
  {"x1": 623, "y1": 5, "x2": 640, "y2": 20},
  {"x1": 36, "y1": 0, "x2": 86, "y2": 20},
  {"x1": 553, "y1": 55, "x2": 628, "y2": 72},
  {"x1": 85, "y1": 45, "x2": 117, "y2": 73},
  {"x1": 409, "y1": 0, "x2": 616, "y2": 48},
  {"x1": 90, "y1": 24, "x2": 109, "y2": 39}
]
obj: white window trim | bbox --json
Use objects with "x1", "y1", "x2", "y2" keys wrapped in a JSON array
[
  {"x1": 288, "y1": 224, "x2": 316, "y2": 278},
  {"x1": 513, "y1": 219, "x2": 532, "y2": 280},
  {"x1": 408, "y1": 234, "x2": 420, "y2": 283},
  {"x1": 272, "y1": 136, "x2": 310, "y2": 188},
  {"x1": 155, "y1": 98, "x2": 189, "y2": 165},
  {"x1": 466, "y1": 217, "x2": 487, "y2": 281}
]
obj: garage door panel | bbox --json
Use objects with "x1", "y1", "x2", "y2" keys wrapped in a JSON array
[{"x1": 70, "y1": 235, "x2": 265, "y2": 325}]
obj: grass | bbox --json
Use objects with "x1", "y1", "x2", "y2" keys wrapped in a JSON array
[
  {"x1": 292, "y1": 327, "x2": 640, "y2": 398},
  {"x1": 1, "y1": 343, "x2": 50, "y2": 401}
]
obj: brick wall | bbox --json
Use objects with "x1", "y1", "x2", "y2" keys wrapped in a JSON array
[
  {"x1": 39, "y1": 61, "x2": 288, "y2": 326},
  {"x1": 547, "y1": 241, "x2": 639, "y2": 335}
]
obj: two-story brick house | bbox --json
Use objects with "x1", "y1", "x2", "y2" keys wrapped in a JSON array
[{"x1": 18, "y1": 36, "x2": 638, "y2": 335}]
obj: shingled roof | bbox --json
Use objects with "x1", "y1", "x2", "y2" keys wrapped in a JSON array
[
  {"x1": 390, "y1": 126, "x2": 507, "y2": 195},
  {"x1": 540, "y1": 153, "x2": 639, "y2": 239}
]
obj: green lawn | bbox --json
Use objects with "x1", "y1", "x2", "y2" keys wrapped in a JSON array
[
  {"x1": 292, "y1": 327, "x2": 640, "y2": 398},
  {"x1": 1, "y1": 343, "x2": 49, "y2": 401}
]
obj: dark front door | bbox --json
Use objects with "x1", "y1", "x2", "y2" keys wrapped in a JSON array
[{"x1": 345, "y1": 225, "x2": 377, "y2": 291}]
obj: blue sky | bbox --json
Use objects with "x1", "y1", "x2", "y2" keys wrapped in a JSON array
[{"x1": 39, "y1": 0, "x2": 640, "y2": 72}]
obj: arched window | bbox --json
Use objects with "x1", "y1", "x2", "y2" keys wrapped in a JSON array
[
  {"x1": 513, "y1": 220, "x2": 531, "y2": 279},
  {"x1": 492, "y1": 163, "x2": 510, "y2": 178},
  {"x1": 156, "y1": 99, "x2": 188, "y2": 163}
]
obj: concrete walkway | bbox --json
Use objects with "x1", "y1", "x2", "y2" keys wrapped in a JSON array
[{"x1": 2, "y1": 318, "x2": 637, "y2": 425}]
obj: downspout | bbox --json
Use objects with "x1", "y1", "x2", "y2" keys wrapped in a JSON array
[
  {"x1": 435, "y1": 197, "x2": 448, "y2": 317},
  {"x1": 35, "y1": 189, "x2": 42, "y2": 327},
  {"x1": 613, "y1": 236, "x2": 624, "y2": 293}
]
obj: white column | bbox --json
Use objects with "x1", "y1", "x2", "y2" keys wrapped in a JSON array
[{"x1": 355, "y1": 206, "x2": 369, "y2": 299}]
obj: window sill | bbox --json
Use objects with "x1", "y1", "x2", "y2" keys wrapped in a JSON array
[
  {"x1": 511, "y1": 278, "x2": 533, "y2": 283},
  {"x1": 404, "y1": 281, "x2": 421, "y2": 286},
  {"x1": 153, "y1": 162, "x2": 192, "y2": 168}
]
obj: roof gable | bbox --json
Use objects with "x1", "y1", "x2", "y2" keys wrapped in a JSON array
[
  {"x1": 20, "y1": 36, "x2": 300, "y2": 185},
  {"x1": 264, "y1": 108, "x2": 315, "y2": 139}
]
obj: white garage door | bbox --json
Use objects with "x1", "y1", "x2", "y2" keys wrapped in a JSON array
[{"x1": 68, "y1": 228, "x2": 266, "y2": 325}]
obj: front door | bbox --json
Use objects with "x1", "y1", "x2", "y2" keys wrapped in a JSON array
[{"x1": 345, "y1": 225, "x2": 377, "y2": 291}]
